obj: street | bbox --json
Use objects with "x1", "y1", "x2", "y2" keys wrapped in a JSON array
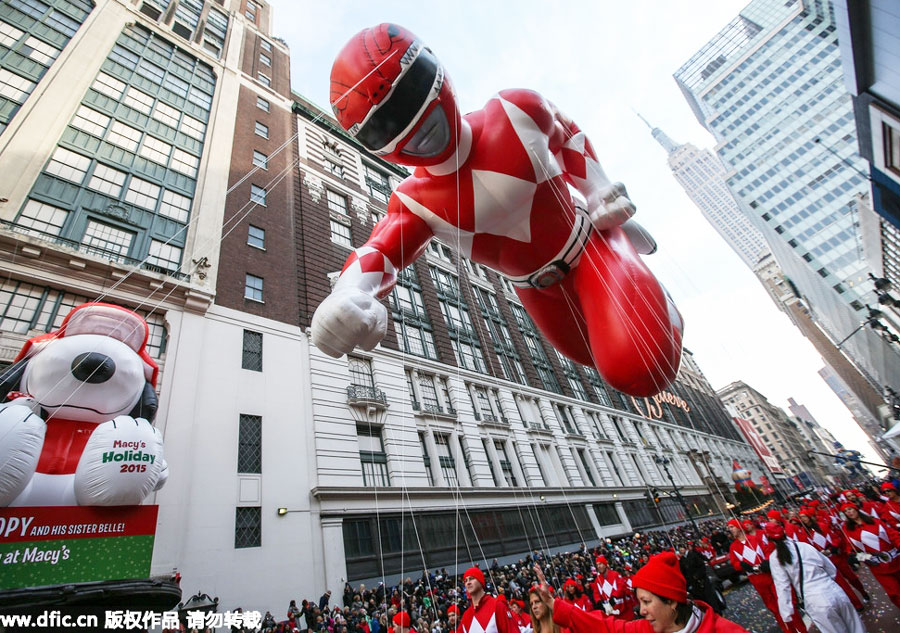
[{"x1": 721, "y1": 568, "x2": 900, "y2": 632}]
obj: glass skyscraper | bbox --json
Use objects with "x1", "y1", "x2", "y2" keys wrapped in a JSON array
[{"x1": 675, "y1": 0, "x2": 899, "y2": 400}]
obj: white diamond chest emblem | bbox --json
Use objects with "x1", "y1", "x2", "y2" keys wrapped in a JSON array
[
  {"x1": 741, "y1": 545, "x2": 757, "y2": 564},
  {"x1": 471, "y1": 170, "x2": 536, "y2": 242}
]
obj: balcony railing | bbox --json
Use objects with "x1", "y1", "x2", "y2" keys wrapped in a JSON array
[
  {"x1": 410, "y1": 400, "x2": 457, "y2": 420},
  {"x1": 346, "y1": 385, "x2": 388, "y2": 409},
  {"x1": 1, "y1": 220, "x2": 191, "y2": 281}
]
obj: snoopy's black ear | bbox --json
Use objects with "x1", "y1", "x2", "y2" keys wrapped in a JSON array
[
  {"x1": 129, "y1": 382, "x2": 159, "y2": 422},
  {"x1": 0, "y1": 359, "x2": 27, "y2": 401}
]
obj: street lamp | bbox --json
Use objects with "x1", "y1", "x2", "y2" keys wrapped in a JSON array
[{"x1": 653, "y1": 455, "x2": 699, "y2": 534}]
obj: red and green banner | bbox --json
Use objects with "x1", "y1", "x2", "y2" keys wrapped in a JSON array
[{"x1": 0, "y1": 505, "x2": 157, "y2": 589}]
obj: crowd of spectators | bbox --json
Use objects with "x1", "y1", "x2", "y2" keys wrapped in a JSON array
[
  {"x1": 203, "y1": 478, "x2": 900, "y2": 633},
  {"x1": 252, "y1": 518, "x2": 733, "y2": 633}
]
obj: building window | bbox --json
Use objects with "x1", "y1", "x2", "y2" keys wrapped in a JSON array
[
  {"x1": 259, "y1": 53, "x2": 271, "y2": 67},
  {"x1": 244, "y1": 274, "x2": 264, "y2": 302},
  {"x1": 326, "y1": 189, "x2": 348, "y2": 214},
  {"x1": 495, "y1": 440, "x2": 517, "y2": 486},
  {"x1": 252, "y1": 150, "x2": 268, "y2": 169},
  {"x1": 257, "y1": 72, "x2": 270, "y2": 87},
  {"x1": 234, "y1": 507, "x2": 261, "y2": 548},
  {"x1": 0, "y1": 0, "x2": 93, "y2": 133},
  {"x1": 241, "y1": 330, "x2": 262, "y2": 371},
  {"x1": 510, "y1": 303, "x2": 560, "y2": 392},
  {"x1": 87, "y1": 164, "x2": 128, "y2": 197},
  {"x1": 482, "y1": 438, "x2": 501, "y2": 486},
  {"x1": 238, "y1": 414, "x2": 262, "y2": 474},
  {"x1": 389, "y1": 267, "x2": 438, "y2": 359},
  {"x1": 431, "y1": 266, "x2": 486, "y2": 372},
  {"x1": 256, "y1": 96, "x2": 269, "y2": 112},
  {"x1": 555, "y1": 404, "x2": 578, "y2": 435},
  {"x1": 348, "y1": 356, "x2": 375, "y2": 389},
  {"x1": 364, "y1": 164, "x2": 392, "y2": 204},
  {"x1": 330, "y1": 219, "x2": 352, "y2": 247},
  {"x1": 469, "y1": 385, "x2": 497, "y2": 422},
  {"x1": 82, "y1": 220, "x2": 133, "y2": 259},
  {"x1": 255, "y1": 121, "x2": 268, "y2": 138},
  {"x1": 419, "y1": 432, "x2": 435, "y2": 486},
  {"x1": 147, "y1": 239, "x2": 181, "y2": 271},
  {"x1": 577, "y1": 448, "x2": 596, "y2": 486},
  {"x1": 473, "y1": 287, "x2": 525, "y2": 384},
  {"x1": 250, "y1": 184, "x2": 267, "y2": 205},
  {"x1": 885, "y1": 121, "x2": 900, "y2": 178},
  {"x1": 160, "y1": 190, "x2": 191, "y2": 223},
  {"x1": 260, "y1": 38, "x2": 271, "y2": 52},
  {"x1": 248, "y1": 225, "x2": 265, "y2": 249},
  {"x1": 326, "y1": 159, "x2": 344, "y2": 178},
  {"x1": 358, "y1": 426, "x2": 389, "y2": 486},
  {"x1": 435, "y1": 434, "x2": 458, "y2": 486},
  {"x1": 16, "y1": 200, "x2": 68, "y2": 236}
]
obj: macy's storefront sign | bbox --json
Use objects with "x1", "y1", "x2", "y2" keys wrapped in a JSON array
[{"x1": 630, "y1": 391, "x2": 691, "y2": 421}]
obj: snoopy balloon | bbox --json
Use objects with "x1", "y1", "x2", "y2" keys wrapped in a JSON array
[{"x1": 0, "y1": 302, "x2": 167, "y2": 506}]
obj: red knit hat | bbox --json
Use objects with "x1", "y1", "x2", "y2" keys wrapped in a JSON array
[
  {"x1": 767, "y1": 510, "x2": 781, "y2": 520},
  {"x1": 726, "y1": 518, "x2": 742, "y2": 530},
  {"x1": 463, "y1": 566, "x2": 485, "y2": 588},
  {"x1": 595, "y1": 555, "x2": 608, "y2": 566},
  {"x1": 882, "y1": 482, "x2": 897, "y2": 492},
  {"x1": 632, "y1": 552, "x2": 687, "y2": 603},
  {"x1": 840, "y1": 502, "x2": 858, "y2": 513},
  {"x1": 446, "y1": 606, "x2": 459, "y2": 616},
  {"x1": 741, "y1": 520, "x2": 755, "y2": 531},
  {"x1": 393, "y1": 613, "x2": 411, "y2": 628},
  {"x1": 765, "y1": 522, "x2": 785, "y2": 541},
  {"x1": 563, "y1": 579, "x2": 577, "y2": 589}
]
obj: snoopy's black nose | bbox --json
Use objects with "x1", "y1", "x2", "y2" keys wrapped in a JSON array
[{"x1": 71, "y1": 352, "x2": 116, "y2": 383}]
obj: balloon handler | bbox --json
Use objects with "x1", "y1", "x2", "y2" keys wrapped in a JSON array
[{"x1": 313, "y1": 24, "x2": 683, "y2": 397}]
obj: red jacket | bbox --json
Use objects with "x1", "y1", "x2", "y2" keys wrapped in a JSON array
[
  {"x1": 590, "y1": 570, "x2": 624, "y2": 603},
  {"x1": 461, "y1": 594, "x2": 515, "y2": 633},
  {"x1": 844, "y1": 517, "x2": 900, "y2": 573},
  {"x1": 728, "y1": 535, "x2": 766, "y2": 573},
  {"x1": 561, "y1": 595, "x2": 593, "y2": 612},
  {"x1": 552, "y1": 596, "x2": 748, "y2": 633}
]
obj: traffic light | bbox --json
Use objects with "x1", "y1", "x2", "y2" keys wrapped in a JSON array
[{"x1": 650, "y1": 488, "x2": 661, "y2": 504}]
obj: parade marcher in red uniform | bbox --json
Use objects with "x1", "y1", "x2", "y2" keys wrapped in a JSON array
[
  {"x1": 842, "y1": 503, "x2": 900, "y2": 609},
  {"x1": 538, "y1": 553, "x2": 750, "y2": 633},
  {"x1": 460, "y1": 567, "x2": 517, "y2": 633},
  {"x1": 846, "y1": 490, "x2": 884, "y2": 521},
  {"x1": 562, "y1": 579, "x2": 593, "y2": 612},
  {"x1": 591, "y1": 557, "x2": 626, "y2": 617},
  {"x1": 510, "y1": 600, "x2": 531, "y2": 633},
  {"x1": 316, "y1": 23, "x2": 684, "y2": 399},
  {"x1": 447, "y1": 605, "x2": 462, "y2": 633},
  {"x1": 797, "y1": 508, "x2": 868, "y2": 609},
  {"x1": 881, "y1": 482, "x2": 900, "y2": 529},
  {"x1": 392, "y1": 612, "x2": 416, "y2": 633},
  {"x1": 697, "y1": 538, "x2": 716, "y2": 561},
  {"x1": 727, "y1": 519, "x2": 806, "y2": 633},
  {"x1": 618, "y1": 563, "x2": 637, "y2": 622}
]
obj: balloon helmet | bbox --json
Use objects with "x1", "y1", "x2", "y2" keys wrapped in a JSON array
[{"x1": 330, "y1": 23, "x2": 462, "y2": 166}]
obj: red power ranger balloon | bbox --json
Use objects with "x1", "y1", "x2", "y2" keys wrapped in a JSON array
[{"x1": 314, "y1": 23, "x2": 683, "y2": 397}]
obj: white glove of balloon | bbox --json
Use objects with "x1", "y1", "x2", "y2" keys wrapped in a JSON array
[{"x1": 311, "y1": 287, "x2": 387, "y2": 358}]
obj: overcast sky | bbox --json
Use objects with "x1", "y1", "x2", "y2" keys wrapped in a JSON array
[{"x1": 264, "y1": 0, "x2": 886, "y2": 472}]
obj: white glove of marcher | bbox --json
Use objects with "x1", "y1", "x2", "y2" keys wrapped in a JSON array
[{"x1": 311, "y1": 287, "x2": 388, "y2": 358}]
